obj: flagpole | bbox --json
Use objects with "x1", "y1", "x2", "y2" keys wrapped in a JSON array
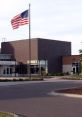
[{"x1": 28, "y1": 3, "x2": 31, "y2": 79}]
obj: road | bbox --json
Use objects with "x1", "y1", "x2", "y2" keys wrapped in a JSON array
[{"x1": 0, "y1": 78, "x2": 82, "y2": 117}]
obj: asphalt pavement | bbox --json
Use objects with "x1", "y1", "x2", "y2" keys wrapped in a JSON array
[{"x1": 0, "y1": 77, "x2": 82, "y2": 117}]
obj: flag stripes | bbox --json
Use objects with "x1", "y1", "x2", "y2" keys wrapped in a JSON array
[{"x1": 11, "y1": 10, "x2": 29, "y2": 29}]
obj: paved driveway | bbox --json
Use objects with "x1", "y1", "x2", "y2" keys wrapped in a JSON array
[{"x1": 0, "y1": 78, "x2": 82, "y2": 117}]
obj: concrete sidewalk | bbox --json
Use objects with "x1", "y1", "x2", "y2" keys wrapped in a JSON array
[
  {"x1": 0, "y1": 77, "x2": 62, "y2": 86},
  {"x1": 0, "y1": 76, "x2": 82, "y2": 87}
]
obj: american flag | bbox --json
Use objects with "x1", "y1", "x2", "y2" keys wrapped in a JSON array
[{"x1": 11, "y1": 10, "x2": 29, "y2": 29}]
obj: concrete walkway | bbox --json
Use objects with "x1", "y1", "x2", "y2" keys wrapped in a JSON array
[{"x1": 0, "y1": 76, "x2": 82, "y2": 86}]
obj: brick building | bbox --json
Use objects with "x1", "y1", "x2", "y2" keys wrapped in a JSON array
[
  {"x1": 62, "y1": 55, "x2": 81, "y2": 74},
  {"x1": 1, "y1": 38, "x2": 71, "y2": 76}
]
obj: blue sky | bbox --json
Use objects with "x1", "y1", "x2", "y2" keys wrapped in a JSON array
[{"x1": 0, "y1": 0, "x2": 82, "y2": 54}]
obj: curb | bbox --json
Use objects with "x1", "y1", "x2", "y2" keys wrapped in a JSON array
[
  {"x1": 16, "y1": 114, "x2": 26, "y2": 117},
  {"x1": 13, "y1": 113, "x2": 26, "y2": 117},
  {"x1": 48, "y1": 91, "x2": 82, "y2": 98}
]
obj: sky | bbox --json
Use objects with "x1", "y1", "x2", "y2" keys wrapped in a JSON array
[{"x1": 0, "y1": 0, "x2": 82, "y2": 54}]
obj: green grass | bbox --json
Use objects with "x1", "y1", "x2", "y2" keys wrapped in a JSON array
[
  {"x1": 62, "y1": 74, "x2": 82, "y2": 80},
  {"x1": 0, "y1": 112, "x2": 14, "y2": 117}
]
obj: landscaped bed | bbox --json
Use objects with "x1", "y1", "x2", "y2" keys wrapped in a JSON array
[
  {"x1": 0, "y1": 77, "x2": 43, "y2": 82},
  {"x1": 56, "y1": 87, "x2": 82, "y2": 95},
  {"x1": 61, "y1": 74, "x2": 82, "y2": 80}
]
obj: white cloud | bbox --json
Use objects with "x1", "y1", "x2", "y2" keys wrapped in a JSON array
[{"x1": 0, "y1": 0, "x2": 82, "y2": 54}]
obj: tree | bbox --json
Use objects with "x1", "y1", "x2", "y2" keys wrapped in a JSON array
[
  {"x1": 79, "y1": 49, "x2": 82, "y2": 55},
  {"x1": 79, "y1": 49, "x2": 82, "y2": 73}
]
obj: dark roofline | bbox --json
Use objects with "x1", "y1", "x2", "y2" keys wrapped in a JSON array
[
  {"x1": 1, "y1": 38, "x2": 71, "y2": 43},
  {"x1": 35, "y1": 38, "x2": 71, "y2": 43}
]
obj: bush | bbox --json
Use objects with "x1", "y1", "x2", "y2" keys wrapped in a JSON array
[
  {"x1": 46, "y1": 73, "x2": 64, "y2": 76},
  {"x1": 19, "y1": 78, "x2": 24, "y2": 81}
]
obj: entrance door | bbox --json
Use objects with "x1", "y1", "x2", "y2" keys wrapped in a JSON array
[
  {"x1": 3, "y1": 67, "x2": 12, "y2": 76},
  {"x1": 72, "y1": 67, "x2": 76, "y2": 74}
]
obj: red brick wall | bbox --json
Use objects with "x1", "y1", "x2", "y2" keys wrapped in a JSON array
[
  {"x1": 62, "y1": 55, "x2": 80, "y2": 65},
  {"x1": 1, "y1": 39, "x2": 38, "y2": 64}
]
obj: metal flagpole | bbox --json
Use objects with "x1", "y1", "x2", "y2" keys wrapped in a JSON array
[{"x1": 28, "y1": 3, "x2": 31, "y2": 79}]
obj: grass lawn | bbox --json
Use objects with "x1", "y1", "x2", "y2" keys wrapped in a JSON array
[
  {"x1": 0, "y1": 112, "x2": 14, "y2": 117},
  {"x1": 61, "y1": 74, "x2": 82, "y2": 80}
]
